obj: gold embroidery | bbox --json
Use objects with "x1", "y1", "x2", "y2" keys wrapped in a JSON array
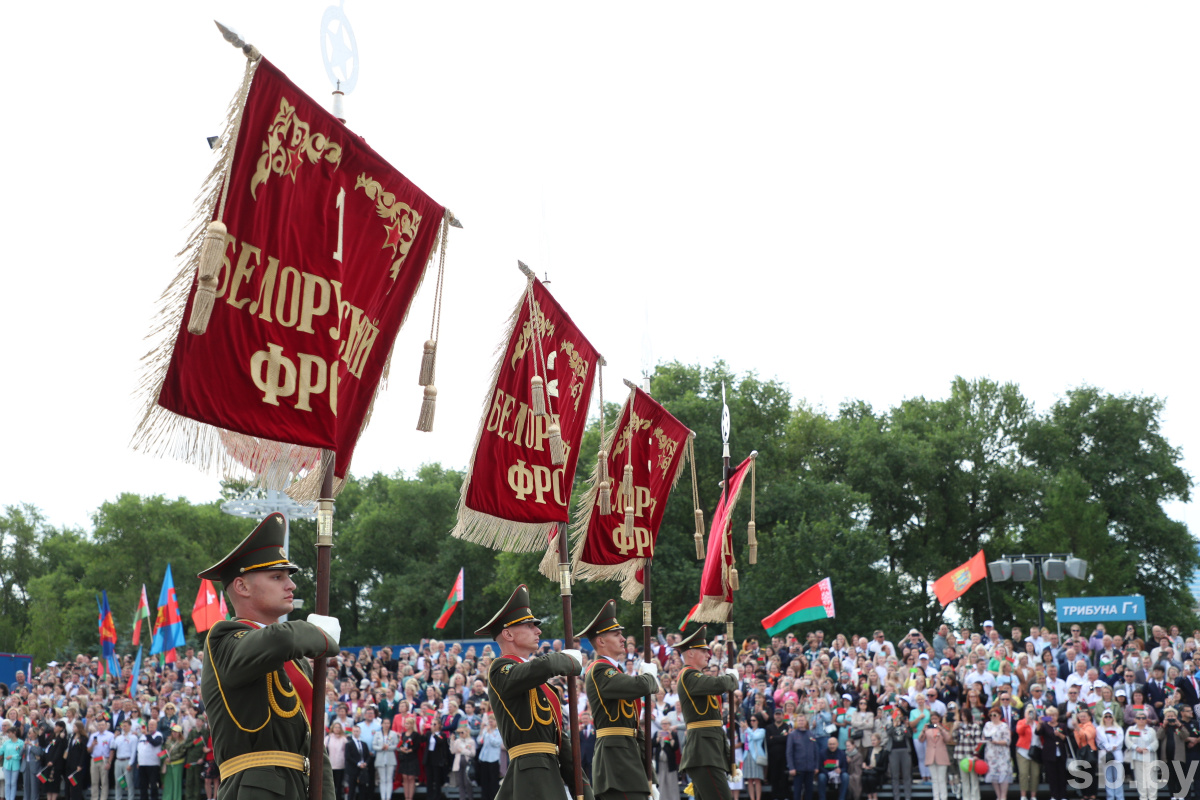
[
  {"x1": 557, "y1": 340, "x2": 590, "y2": 412},
  {"x1": 354, "y1": 173, "x2": 422, "y2": 282},
  {"x1": 653, "y1": 426, "x2": 680, "y2": 480},
  {"x1": 510, "y1": 300, "x2": 555, "y2": 370},
  {"x1": 251, "y1": 97, "x2": 343, "y2": 200}
]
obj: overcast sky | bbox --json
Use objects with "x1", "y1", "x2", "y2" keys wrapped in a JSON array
[{"x1": 8, "y1": 2, "x2": 1199, "y2": 545}]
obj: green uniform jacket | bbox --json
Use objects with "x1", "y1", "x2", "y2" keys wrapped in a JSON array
[
  {"x1": 584, "y1": 658, "x2": 656, "y2": 796},
  {"x1": 201, "y1": 619, "x2": 336, "y2": 800},
  {"x1": 677, "y1": 666, "x2": 737, "y2": 773},
  {"x1": 487, "y1": 652, "x2": 594, "y2": 800}
]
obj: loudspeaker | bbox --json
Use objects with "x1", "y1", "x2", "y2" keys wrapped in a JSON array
[
  {"x1": 988, "y1": 560, "x2": 1012, "y2": 582},
  {"x1": 1065, "y1": 557, "x2": 1088, "y2": 580},
  {"x1": 1042, "y1": 558, "x2": 1066, "y2": 580},
  {"x1": 1010, "y1": 559, "x2": 1035, "y2": 582}
]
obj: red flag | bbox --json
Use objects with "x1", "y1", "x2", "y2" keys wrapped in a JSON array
[
  {"x1": 694, "y1": 456, "x2": 754, "y2": 623},
  {"x1": 542, "y1": 387, "x2": 694, "y2": 601},
  {"x1": 136, "y1": 58, "x2": 445, "y2": 485},
  {"x1": 191, "y1": 579, "x2": 223, "y2": 633},
  {"x1": 131, "y1": 584, "x2": 151, "y2": 647},
  {"x1": 434, "y1": 569, "x2": 464, "y2": 629},
  {"x1": 932, "y1": 550, "x2": 987, "y2": 606},
  {"x1": 451, "y1": 277, "x2": 600, "y2": 552}
]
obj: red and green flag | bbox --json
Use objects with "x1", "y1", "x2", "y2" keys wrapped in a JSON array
[
  {"x1": 434, "y1": 568, "x2": 464, "y2": 629},
  {"x1": 679, "y1": 603, "x2": 700, "y2": 631},
  {"x1": 132, "y1": 584, "x2": 151, "y2": 646},
  {"x1": 761, "y1": 578, "x2": 836, "y2": 637}
]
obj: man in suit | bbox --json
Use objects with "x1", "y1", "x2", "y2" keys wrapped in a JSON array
[
  {"x1": 423, "y1": 717, "x2": 452, "y2": 800},
  {"x1": 1057, "y1": 685, "x2": 1084, "y2": 729},
  {"x1": 1146, "y1": 665, "x2": 1170, "y2": 716},
  {"x1": 1178, "y1": 669, "x2": 1200, "y2": 715},
  {"x1": 1116, "y1": 669, "x2": 1143, "y2": 703},
  {"x1": 344, "y1": 726, "x2": 370, "y2": 800},
  {"x1": 578, "y1": 712, "x2": 597, "y2": 781},
  {"x1": 765, "y1": 708, "x2": 793, "y2": 800}
]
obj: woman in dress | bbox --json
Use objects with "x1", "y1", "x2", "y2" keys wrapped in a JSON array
[
  {"x1": 63, "y1": 723, "x2": 88, "y2": 800},
  {"x1": 741, "y1": 713, "x2": 766, "y2": 800},
  {"x1": 397, "y1": 716, "x2": 420, "y2": 800},
  {"x1": 43, "y1": 721, "x2": 66, "y2": 800},
  {"x1": 1038, "y1": 706, "x2": 1070, "y2": 800},
  {"x1": 983, "y1": 706, "x2": 1012, "y2": 800},
  {"x1": 653, "y1": 718, "x2": 682, "y2": 800},
  {"x1": 860, "y1": 733, "x2": 885, "y2": 800}
]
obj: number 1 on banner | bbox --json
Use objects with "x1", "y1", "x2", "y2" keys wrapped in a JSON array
[{"x1": 333, "y1": 187, "x2": 346, "y2": 261}]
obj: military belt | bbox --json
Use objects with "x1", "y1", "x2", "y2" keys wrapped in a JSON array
[
  {"x1": 686, "y1": 720, "x2": 724, "y2": 730},
  {"x1": 218, "y1": 751, "x2": 309, "y2": 781},
  {"x1": 596, "y1": 728, "x2": 637, "y2": 738},
  {"x1": 507, "y1": 742, "x2": 559, "y2": 758}
]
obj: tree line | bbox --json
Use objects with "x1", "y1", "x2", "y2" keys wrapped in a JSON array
[{"x1": 0, "y1": 363, "x2": 1194, "y2": 665}]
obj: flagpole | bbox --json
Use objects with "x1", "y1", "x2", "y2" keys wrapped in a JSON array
[
  {"x1": 556, "y1": 527, "x2": 584, "y2": 800},
  {"x1": 720, "y1": 384, "x2": 737, "y2": 774},
  {"x1": 307, "y1": 450, "x2": 336, "y2": 800}
]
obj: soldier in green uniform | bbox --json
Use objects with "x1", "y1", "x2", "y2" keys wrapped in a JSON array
[
  {"x1": 675, "y1": 626, "x2": 740, "y2": 800},
  {"x1": 198, "y1": 513, "x2": 341, "y2": 800},
  {"x1": 183, "y1": 717, "x2": 208, "y2": 800},
  {"x1": 579, "y1": 599, "x2": 660, "y2": 800},
  {"x1": 477, "y1": 584, "x2": 594, "y2": 800}
]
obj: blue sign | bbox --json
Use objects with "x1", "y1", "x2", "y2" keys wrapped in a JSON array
[{"x1": 1055, "y1": 595, "x2": 1145, "y2": 622}]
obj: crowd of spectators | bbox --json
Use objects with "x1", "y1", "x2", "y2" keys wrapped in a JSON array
[{"x1": 3, "y1": 620, "x2": 1200, "y2": 800}]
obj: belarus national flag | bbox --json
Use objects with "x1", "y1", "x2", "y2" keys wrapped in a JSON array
[
  {"x1": 150, "y1": 564, "x2": 186, "y2": 657},
  {"x1": 191, "y1": 579, "x2": 223, "y2": 633},
  {"x1": 434, "y1": 568, "x2": 464, "y2": 629},
  {"x1": 761, "y1": 578, "x2": 836, "y2": 637},
  {"x1": 132, "y1": 584, "x2": 152, "y2": 646},
  {"x1": 679, "y1": 603, "x2": 700, "y2": 631}
]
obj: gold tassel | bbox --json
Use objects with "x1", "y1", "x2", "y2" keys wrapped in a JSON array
[
  {"x1": 624, "y1": 504, "x2": 635, "y2": 538},
  {"x1": 730, "y1": 566, "x2": 740, "y2": 591},
  {"x1": 416, "y1": 385, "x2": 436, "y2": 432},
  {"x1": 597, "y1": 450, "x2": 609, "y2": 485},
  {"x1": 186, "y1": 220, "x2": 228, "y2": 335},
  {"x1": 694, "y1": 508, "x2": 705, "y2": 538},
  {"x1": 747, "y1": 520, "x2": 758, "y2": 565},
  {"x1": 598, "y1": 481, "x2": 612, "y2": 515},
  {"x1": 694, "y1": 532, "x2": 705, "y2": 560},
  {"x1": 622, "y1": 464, "x2": 633, "y2": 502},
  {"x1": 548, "y1": 422, "x2": 566, "y2": 465},
  {"x1": 531, "y1": 375, "x2": 547, "y2": 416},
  {"x1": 418, "y1": 340, "x2": 436, "y2": 386}
]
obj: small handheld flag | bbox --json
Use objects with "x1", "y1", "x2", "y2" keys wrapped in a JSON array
[{"x1": 434, "y1": 568, "x2": 464, "y2": 629}]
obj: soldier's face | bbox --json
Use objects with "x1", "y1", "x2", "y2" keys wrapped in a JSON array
[
  {"x1": 507, "y1": 621, "x2": 541, "y2": 654},
  {"x1": 241, "y1": 570, "x2": 296, "y2": 618}
]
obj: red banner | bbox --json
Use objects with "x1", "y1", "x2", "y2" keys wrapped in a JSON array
[
  {"x1": 139, "y1": 58, "x2": 444, "y2": 480},
  {"x1": 542, "y1": 388, "x2": 692, "y2": 600},
  {"x1": 451, "y1": 277, "x2": 599, "y2": 551},
  {"x1": 694, "y1": 455, "x2": 754, "y2": 622}
]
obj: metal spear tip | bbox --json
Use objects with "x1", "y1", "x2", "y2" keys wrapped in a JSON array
[
  {"x1": 517, "y1": 260, "x2": 535, "y2": 278},
  {"x1": 448, "y1": 214, "x2": 464, "y2": 229},
  {"x1": 214, "y1": 20, "x2": 245, "y2": 48}
]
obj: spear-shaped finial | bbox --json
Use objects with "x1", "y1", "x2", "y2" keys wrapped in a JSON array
[{"x1": 214, "y1": 20, "x2": 260, "y2": 60}]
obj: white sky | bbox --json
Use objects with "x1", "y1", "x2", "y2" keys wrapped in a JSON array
[{"x1": 7, "y1": 2, "x2": 1199, "y2": 543}]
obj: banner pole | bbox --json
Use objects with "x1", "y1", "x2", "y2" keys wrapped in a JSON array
[
  {"x1": 307, "y1": 450, "x2": 335, "y2": 800},
  {"x1": 557, "y1": 530, "x2": 584, "y2": 800},
  {"x1": 723, "y1": 451, "x2": 737, "y2": 773},
  {"x1": 642, "y1": 558, "x2": 654, "y2": 779}
]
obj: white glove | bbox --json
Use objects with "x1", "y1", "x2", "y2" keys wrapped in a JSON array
[
  {"x1": 306, "y1": 614, "x2": 341, "y2": 648},
  {"x1": 638, "y1": 660, "x2": 662, "y2": 692},
  {"x1": 725, "y1": 668, "x2": 739, "y2": 681},
  {"x1": 561, "y1": 649, "x2": 584, "y2": 673},
  {"x1": 650, "y1": 783, "x2": 660, "y2": 800},
  {"x1": 732, "y1": 766, "x2": 743, "y2": 782}
]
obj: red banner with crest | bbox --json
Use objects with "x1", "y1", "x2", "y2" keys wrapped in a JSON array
[
  {"x1": 451, "y1": 276, "x2": 600, "y2": 552},
  {"x1": 135, "y1": 58, "x2": 445, "y2": 484},
  {"x1": 540, "y1": 387, "x2": 694, "y2": 601},
  {"x1": 694, "y1": 455, "x2": 754, "y2": 622}
]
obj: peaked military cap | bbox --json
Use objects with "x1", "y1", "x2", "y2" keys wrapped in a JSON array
[
  {"x1": 474, "y1": 584, "x2": 542, "y2": 638},
  {"x1": 198, "y1": 512, "x2": 299, "y2": 586},
  {"x1": 579, "y1": 599, "x2": 624, "y2": 641},
  {"x1": 676, "y1": 625, "x2": 711, "y2": 651}
]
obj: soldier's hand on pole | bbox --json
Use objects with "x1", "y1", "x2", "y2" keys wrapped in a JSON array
[
  {"x1": 561, "y1": 649, "x2": 584, "y2": 674},
  {"x1": 307, "y1": 614, "x2": 342, "y2": 648}
]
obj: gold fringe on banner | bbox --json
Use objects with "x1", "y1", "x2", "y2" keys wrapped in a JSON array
[
  {"x1": 450, "y1": 278, "x2": 559, "y2": 552},
  {"x1": 692, "y1": 453, "x2": 755, "y2": 624}
]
